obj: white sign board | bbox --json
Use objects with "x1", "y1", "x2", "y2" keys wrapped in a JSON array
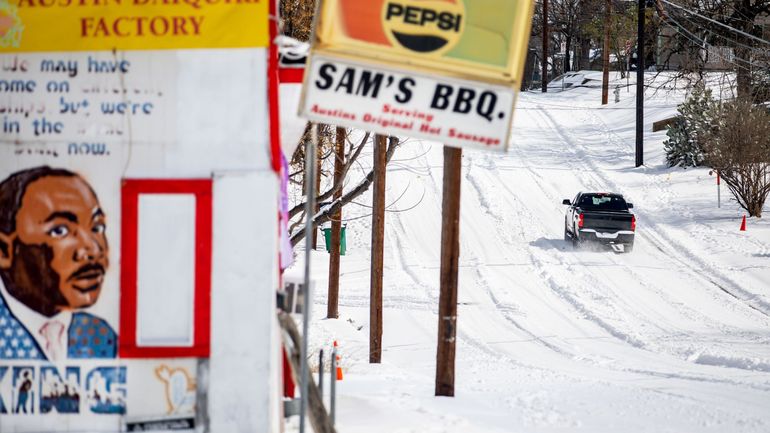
[{"x1": 300, "y1": 54, "x2": 515, "y2": 151}]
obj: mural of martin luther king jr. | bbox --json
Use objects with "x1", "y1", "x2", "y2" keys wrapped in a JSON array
[{"x1": 0, "y1": 166, "x2": 117, "y2": 361}]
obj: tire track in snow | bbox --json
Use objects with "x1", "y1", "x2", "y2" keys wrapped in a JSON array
[
  {"x1": 518, "y1": 99, "x2": 770, "y2": 375},
  {"x1": 514, "y1": 102, "x2": 764, "y2": 338},
  {"x1": 463, "y1": 150, "x2": 651, "y2": 349},
  {"x1": 461, "y1": 149, "x2": 770, "y2": 389},
  {"x1": 469, "y1": 100, "x2": 770, "y2": 377},
  {"x1": 487, "y1": 134, "x2": 700, "y2": 342},
  {"x1": 531, "y1": 101, "x2": 770, "y2": 319},
  {"x1": 467, "y1": 143, "x2": 682, "y2": 348}
]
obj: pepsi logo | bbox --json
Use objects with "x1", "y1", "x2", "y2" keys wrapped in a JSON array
[{"x1": 382, "y1": 0, "x2": 465, "y2": 55}]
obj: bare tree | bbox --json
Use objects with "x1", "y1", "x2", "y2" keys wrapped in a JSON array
[
  {"x1": 290, "y1": 136, "x2": 401, "y2": 246},
  {"x1": 657, "y1": 0, "x2": 770, "y2": 100},
  {"x1": 702, "y1": 100, "x2": 770, "y2": 217},
  {"x1": 551, "y1": 0, "x2": 582, "y2": 72},
  {"x1": 585, "y1": 1, "x2": 652, "y2": 78}
]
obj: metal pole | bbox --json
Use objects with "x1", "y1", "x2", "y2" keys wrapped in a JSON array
[
  {"x1": 318, "y1": 349, "x2": 324, "y2": 398},
  {"x1": 330, "y1": 346, "x2": 337, "y2": 426},
  {"x1": 635, "y1": 0, "x2": 645, "y2": 167},
  {"x1": 542, "y1": 0, "x2": 549, "y2": 93},
  {"x1": 299, "y1": 124, "x2": 318, "y2": 433},
  {"x1": 313, "y1": 134, "x2": 322, "y2": 250},
  {"x1": 601, "y1": 0, "x2": 611, "y2": 105}
]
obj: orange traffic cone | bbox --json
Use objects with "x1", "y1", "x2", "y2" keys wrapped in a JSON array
[
  {"x1": 334, "y1": 340, "x2": 343, "y2": 381},
  {"x1": 740, "y1": 215, "x2": 747, "y2": 231}
]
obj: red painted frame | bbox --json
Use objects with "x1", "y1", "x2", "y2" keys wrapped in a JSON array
[
  {"x1": 268, "y1": 0, "x2": 282, "y2": 173},
  {"x1": 120, "y1": 179, "x2": 212, "y2": 358}
]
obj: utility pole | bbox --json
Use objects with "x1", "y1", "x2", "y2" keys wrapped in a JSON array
[
  {"x1": 601, "y1": 0, "x2": 611, "y2": 105},
  {"x1": 435, "y1": 146, "x2": 462, "y2": 397},
  {"x1": 369, "y1": 134, "x2": 386, "y2": 363},
  {"x1": 541, "y1": 0, "x2": 549, "y2": 92},
  {"x1": 327, "y1": 127, "x2": 345, "y2": 319},
  {"x1": 636, "y1": 0, "x2": 645, "y2": 167}
]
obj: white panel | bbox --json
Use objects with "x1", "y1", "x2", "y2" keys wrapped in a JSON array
[
  {"x1": 279, "y1": 83, "x2": 305, "y2": 157},
  {"x1": 209, "y1": 171, "x2": 280, "y2": 433},
  {"x1": 137, "y1": 194, "x2": 197, "y2": 347}
]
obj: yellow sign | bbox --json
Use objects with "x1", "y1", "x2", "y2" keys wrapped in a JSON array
[
  {"x1": 313, "y1": 0, "x2": 534, "y2": 85},
  {"x1": 0, "y1": 0, "x2": 268, "y2": 52}
]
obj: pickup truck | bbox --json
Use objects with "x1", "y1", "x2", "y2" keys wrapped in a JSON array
[{"x1": 562, "y1": 192, "x2": 636, "y2": 252}]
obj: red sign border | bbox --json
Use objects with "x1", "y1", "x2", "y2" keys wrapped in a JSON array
[{"x1": 119, "y1": 179, "x2": 212, "y2": 358}]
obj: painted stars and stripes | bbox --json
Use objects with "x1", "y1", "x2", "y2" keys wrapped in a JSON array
[{"x1": 0, "y1": 307, "x2": 44, "y2": 360}]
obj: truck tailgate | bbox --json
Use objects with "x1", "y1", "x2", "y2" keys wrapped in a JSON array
[{"x1": 583, "y1": 212, "x2": 633, "y2": 231}]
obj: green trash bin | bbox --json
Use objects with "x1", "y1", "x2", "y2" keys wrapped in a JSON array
[{"x1": 322, "y1": 225, "x2": 346, "y2": 255}]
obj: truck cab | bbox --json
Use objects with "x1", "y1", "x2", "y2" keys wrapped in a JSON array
[{"x1": 563, "y1": 192, "x2": 636, "y2": 252}]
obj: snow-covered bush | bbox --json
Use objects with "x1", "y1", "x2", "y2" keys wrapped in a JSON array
[{"x1": 663, "y1": 83, "x2": 717, "y2": 168}]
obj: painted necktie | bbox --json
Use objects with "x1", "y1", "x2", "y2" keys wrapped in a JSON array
[{"x1": 39, "y1": 320, "x2": 66, "y2": 361}]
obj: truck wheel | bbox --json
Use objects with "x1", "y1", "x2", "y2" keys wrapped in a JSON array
[
  {"x1": 624, "y1": 243, "x2": 634, "y2": 253},
  {"x1": 571, "y1": 226, "x2": 580, "y2": 249},
  {"x1": 564, "y1": 225, "x2": 570, "y2": 243}
]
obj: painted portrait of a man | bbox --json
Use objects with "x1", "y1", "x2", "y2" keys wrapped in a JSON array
[{"x1": 0, "y1": 166, "x2": 117, "y2": 361}]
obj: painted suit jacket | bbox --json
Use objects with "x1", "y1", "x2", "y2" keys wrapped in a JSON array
[{"x1": 0, "y1": 293, "x2": 117, "y2": 360}]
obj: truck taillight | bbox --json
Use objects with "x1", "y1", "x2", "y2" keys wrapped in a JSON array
[
  {"x1": 631, "y1": 215, "x2": 636, "y2": 231},
  {"x1": 578, "y1": 213, "x2": 584, "y2": 228}
]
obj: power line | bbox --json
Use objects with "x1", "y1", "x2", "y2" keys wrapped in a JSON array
[
  {"x1": 666, "y1": 18, "x2": 757, "y2": 71},
  {"x1": 660, "y1": 0, "x2": 770, "y2": 46},
  {"x1": 669, "y1": 9, "x2": 768, "y2": 54},
  {"x1": 666, "y1": 15, "x2": 766, "y2": 71}
]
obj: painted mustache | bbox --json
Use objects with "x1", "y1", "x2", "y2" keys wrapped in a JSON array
[{"x1": 68, "y1": 263, "x2": 106, "y2": 282}]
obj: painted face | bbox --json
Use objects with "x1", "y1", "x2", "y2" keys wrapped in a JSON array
[{"x1": 3, "y1": 176, "x2": 109, "y2": 315}]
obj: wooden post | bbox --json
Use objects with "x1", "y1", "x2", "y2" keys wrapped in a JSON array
[
  {"x1": 602, "y1": 0, "x2": 611, "y2": 105},
  {"x1": 327, "y1": 127, "x2": 345, "y2": 319},
  {"x1": 541, "y1": 0, "x2": 549, "y2": 93},
  {"x1": 369, "y1": 134, "x2": 387, "y2": 363},
  {"x1": 435, "y1": 146, "x2": 462, "y2": 397}
]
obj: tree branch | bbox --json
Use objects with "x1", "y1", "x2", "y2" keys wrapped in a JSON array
[
  {"x1": 290, "y1": 136, "x2": 399, "y2": 246},
  {"x1": 288, "y1": 132, "x2": 371, "y2": 219}
]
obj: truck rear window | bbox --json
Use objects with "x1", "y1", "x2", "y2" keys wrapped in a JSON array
[{"x1": 578, "y1": 194, "x2": 629, "y2": 211}]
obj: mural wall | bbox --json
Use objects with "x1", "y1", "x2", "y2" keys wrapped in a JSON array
[{"x1": 0, "y1": 1, "x2": 276, "y2": 431}]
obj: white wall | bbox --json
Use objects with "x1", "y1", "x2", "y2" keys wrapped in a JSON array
[{"x1": 210, "y1": 171, "x2": 280, "y2": 433}]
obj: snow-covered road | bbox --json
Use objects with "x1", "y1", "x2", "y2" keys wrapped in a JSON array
[{"x1": 289, "y1": 72, "x2": 770, "y2": 432}]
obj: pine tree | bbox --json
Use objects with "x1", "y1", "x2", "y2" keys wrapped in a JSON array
[
  {"x1": 663, "y1": 83, "x2": 717, "y2": 168},
  {"x1": 664, "y1": 118, "x2": 698, "y2": 168}
]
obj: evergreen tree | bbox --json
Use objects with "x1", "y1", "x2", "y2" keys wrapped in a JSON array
[
  {"x1": 663, "y1": 83, "x2": 717, "y2": 168},
  {"x1": 664, "y1": 118, "x2": 699, "y2": 168}
]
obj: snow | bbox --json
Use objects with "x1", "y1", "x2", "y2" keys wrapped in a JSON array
[{"x1": 285, "y1": 71, "x2": 770, "y2": 432}]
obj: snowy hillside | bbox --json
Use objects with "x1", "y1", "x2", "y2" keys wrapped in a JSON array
[{"x1": 287, "y1": 71, "x2": 770, "y2": 432}]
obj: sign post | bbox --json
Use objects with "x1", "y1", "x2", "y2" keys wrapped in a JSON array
[{"x1": 711, "y1": 170, "x2": 721, "y2": 208}]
